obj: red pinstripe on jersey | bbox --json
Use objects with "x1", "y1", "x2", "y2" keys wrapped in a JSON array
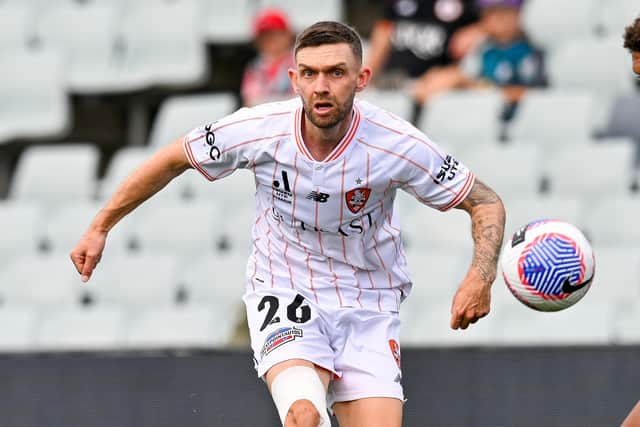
[
  {"x1": 440, "y1": 172, "x2": 475, "y2": 211},
  {"x1": 294, "y1": 106, "x2": 361, "y2": 162}
]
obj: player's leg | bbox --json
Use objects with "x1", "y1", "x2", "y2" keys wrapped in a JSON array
[
  {"x1": 328, "y1": 308, "x2": 404, "y2": 427},
  {"x1": 333, "y1": 397, "x2": 402, "y2": 427},
  {"x1": 266, "y1": 359, "x2": 332, "y2": 427},
  {"x1": 243, "y1": 288, "x2": 336, "y2": 426}
]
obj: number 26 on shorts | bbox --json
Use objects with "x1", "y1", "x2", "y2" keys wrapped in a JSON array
[{"x1": 258, "y1": 294, "x2": 312, "y2": 331}]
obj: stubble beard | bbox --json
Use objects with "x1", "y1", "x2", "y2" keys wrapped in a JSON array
[{"x1": 302, "y1": 89, "x2": 356, "y2": 130}]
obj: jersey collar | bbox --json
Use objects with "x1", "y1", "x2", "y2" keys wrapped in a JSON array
[{"x1": 294, "y1": 103, "x2": 361, "y2": 163}]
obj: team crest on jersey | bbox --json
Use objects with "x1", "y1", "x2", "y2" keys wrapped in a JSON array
[
  {"x1": 260, "y1": 327, "x2": 303, "y2": 358},
  {"x1": 345, "y1": 187, "x2": 371, "y2": 214},
  {"x1": 388, "y1": 339, "x2": 401, "y2": 368}
]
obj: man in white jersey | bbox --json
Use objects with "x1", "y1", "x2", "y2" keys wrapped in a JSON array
[{"x1": 71, "y1": 21, "x2": 505, "y2": 427}]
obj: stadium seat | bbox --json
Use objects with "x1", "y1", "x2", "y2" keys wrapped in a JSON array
[
  {"x1": 35, "y1": 305, "x2": 126, "y2": 351},
  {"x1": 0, "y1": 252, "x2": 84, "y2": 307},
  {"x1": 401, "y1": 299, "x2": 499, "y2": 347},
  {"x1": 0, "y1": 306, "x2": 38, "y2": 352},
  {"x1": 500, "y1": 194, "x2": 584, "y2": 241},
  {"x1": 418, "y1": 89, "x2": 504, "y2": 153},
  {"x1": 596, "y1": 0, "x2": 639, "y2": 38},
  {"x1": 544, "y1": 141, "x2": 636, "y2": 197},
  {"x1": 198, "y1": 0, "x2": 254, "y2": 44},
  {"x1": 464, "y1": 144, "x2": 543, "y2": 198},
  {"x1": 612, "y1": 300, "x2": 640, "y2": 344},
  {"x1": 0, "y1": 2, "x2": 35, "y2": 52},
  {"x1": 583, "y1": 195, "x2": 640, "y2": 246},
  {"x1": 117, "y1": 1, "x2": 208, "y2": 89},
  {"x1": 521, "y1": 0, "x2": 599, "y2": 50},
  {"x1": 35, "y1": 1, "x2": 122, "y2": 94},
  {"x1": 493, "y1": 300, "x2": 615, "y2": 345},
  {"x1": 507, "y1": 89, "x2": 596, "y2": 145},
  {"x1": 125, "y1": 304, "x2": 233, "y2": 349},
  {"x1": 603, "y1": 94, "x2": 640, "y2": 141},
  {"x1": 130, "y1": 199, "x2": 220, "y2": 257},
  {"x1": 41, "y1": 200, "x2": 133, "y2": 255},
  {"x1": 259, "y1": 0, "x2": 343, "y2": 32},
  {"x1": 0, "y1": 48, "x2": 71, "y2": 144},
  {"x1": 98, "y1": 146, "x2": 193, "y2": 202},
  {"x1": 10, "y1": 144, "x2": 99, "y2": 206},
  {"x1": 401, "y1": 206, "x2": 473, "y2": 252},
  {"x1": 148, "y1": 93, "x2": 238, "y2": 148},
  {"x1": 583, "y1": 245, "x2": 640, "y2": 306},
  {"x1": 547, "y1": 37, "x2": 635, "y2": 130},
  {"x1": 0, "y1": 201, "x2": 42, "y2": 268},
  {"x1": 357, "y1": 90, "x2": 414, "y2": 123},
  {"x1": 179, "y1": 252, "x2": 247, "y2": 330},
  {"x1": 86, "y1": 252, "x2": 181, "y2": 308}
]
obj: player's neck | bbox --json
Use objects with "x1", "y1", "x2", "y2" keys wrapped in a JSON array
[{"x1": 301, "y1": 110, "x2": 354, "y2": 162}]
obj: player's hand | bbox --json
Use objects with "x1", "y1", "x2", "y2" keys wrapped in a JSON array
[
  {"x1": 69, "y1": 229, "x2": 107, "y2": 283},
  {"x1": 450, "y1": 271, "x2": 491, "y2": 330}
]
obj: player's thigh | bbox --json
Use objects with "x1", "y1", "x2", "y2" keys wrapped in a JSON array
[
  {"x1": 333, "y1": 397, "x2": 402, "y2": 427},
  {"x1": 265, "y1": 358, "x2": 331, "y2": 391}
]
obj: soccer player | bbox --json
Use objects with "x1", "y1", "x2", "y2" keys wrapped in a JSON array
[
  {"x1": 70, "y1": 21, "x2": 505, "y2": 427},
  {"x1": 623, "y1": 16, "x2": 640, "y2": 76}
]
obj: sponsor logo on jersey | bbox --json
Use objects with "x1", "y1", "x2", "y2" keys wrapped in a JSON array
[
  {"x1": 306, "y1": 191, "x2": 330, "y2": 203},
  {"x1": 389, "y1": 339, "x2": 401, "y2": 368},
  {"x1": 433, "y1": 155, "x2": 459, "y2": 185},
  {"x1": 260, "y1": 326, "x2": 303, "y2": 358},
  {"x1": 345, "y1": 187, "x2": 371, "y2": 214},
  {"x1": 272, "y1": 170, "x2": 292, "y2": 203},
  {"x1": 203, "y1": 124, "x2": 220, "y2": 161}
]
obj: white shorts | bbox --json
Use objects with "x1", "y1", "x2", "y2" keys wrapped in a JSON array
[{"x1": 243, "y1": 287, "x2": 404, "y2": 405}]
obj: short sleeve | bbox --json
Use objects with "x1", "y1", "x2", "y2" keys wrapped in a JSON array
[
  {"x1": 182, "y1": 118, "x2": 253, "y2": 182},
  {"x1": 398, "y1": 136, "x2": 475, "y2": 211}
]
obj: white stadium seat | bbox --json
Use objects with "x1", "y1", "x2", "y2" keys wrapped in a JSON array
[
  {"x1": 125, "y1": 305, "x2": 232, "y2": 349},
  {"x1": 584, "y1": 195, "x2": 640, "y2": 246},
  {"x1": 508, "y1": 90, "x2": 596, "y2": 145},
  {"x1": 522, "y1": 0, "x2": 599, "y2": 50},
  {"x1": 0, "y1": 201, "x2": 42, "y2": 267},
  {"x1": 401, "y1": 205, "x2": 473, "y2": 252},
  {"x1": 464, "y1": 144, "x2": 543, "y2": 198},
  {"x1": 357, "y1": 90, "x2": 414, "y2": 123},
  {"x1": 419, "y1": 89, "x2": 504, "y2": 153},
  {"x1": 10, "y1": 144, "x2": 99, "y2": 205},
  {"x1": 0, "y1": 48, "x2": 71, "y2": 144},
  {"x1": 596, "y1": 0, "x2": 639, "y2": 38},
  {"x1": 545, "y1": 142, "x2": 636, "y2": 198},
  {"x1": 0, "y1": 252, "x2": 84, "y2": 307},
  {"x1": 583, "y1": 245, "x2": 640, "y2": 306},
  {"x1": 198, "y1": 0, "x2": 254, "y2": 44},
  {"x1": 35, "y1": 305, "x2": 126, "y2": 351},
  {"x1": 0, "y1": 306, "x2": 39, "y2": 352},
  {"x1": 86, "y1": 252, "x2": 181, "y2": 308},
  {"x1": 35, "y1": 1, "x2": 122, "y2": 94},
  {"x1": 0, "y1": 2, "x2": 35, "y2": 52},
  {"x1": 148, "y1": 93, "x2": 238, "y2": 147}
]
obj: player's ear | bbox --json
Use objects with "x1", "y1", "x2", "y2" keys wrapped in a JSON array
[
  {"x1": 355, "y1": 66, "x2": 372, "y2": 93},
  {"x1": 288, "y1": 68, "x2": 300, "y2": 94}
]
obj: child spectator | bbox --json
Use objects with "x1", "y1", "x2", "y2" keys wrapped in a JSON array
[{"x1": 241, "y1": 9, "x2": 296, "y2": 107}]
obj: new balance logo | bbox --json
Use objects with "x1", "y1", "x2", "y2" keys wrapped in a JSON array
[{"x1": 306, "y1": 191, "x2": 330, "y2": 203}]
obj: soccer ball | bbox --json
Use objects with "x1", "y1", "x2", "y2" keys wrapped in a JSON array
[{"x1": 500, "y1": 219, "x2": 595, "y2": 312}]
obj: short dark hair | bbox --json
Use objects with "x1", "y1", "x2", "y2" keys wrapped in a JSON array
[
  {"x1": 623, "y1": 16, "x2": 640, "y2": 52},
  {"x1": 294, "y1": 21, "x2": 363, "y2": 63}
]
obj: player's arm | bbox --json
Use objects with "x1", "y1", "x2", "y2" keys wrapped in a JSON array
[
  {"x1": 70, "y1": 139, "x2": 192, "y2": 282},
  {"x1": 451, "y1": 179, "x2": 506, "y2": 329},
  {"x1": 621, "y1": 400, "x2": 640, "y2": 427}
]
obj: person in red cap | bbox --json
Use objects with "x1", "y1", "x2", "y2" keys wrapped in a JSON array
[{"x1": 241, "y1": 8, "x2": 296, "y2": 107}]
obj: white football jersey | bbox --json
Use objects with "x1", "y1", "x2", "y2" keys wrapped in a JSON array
[{"x1": 183, "y1": 97, "x2": 475, "y2": 312}]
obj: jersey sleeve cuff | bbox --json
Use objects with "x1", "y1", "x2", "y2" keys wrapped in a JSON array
[
  {"x1": 438, "y1": 172, "x2": 476, "y2": 212},
  {"x1": 182, "y1": 136, "x2": 215, "y2": 181}
]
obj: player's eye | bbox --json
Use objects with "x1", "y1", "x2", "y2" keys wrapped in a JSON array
[
  {"x1": 302, "y1": 69, "x2": 314, "y2": 77},
  {"x1": 333, "y1": 69, "x2": 344, "y2": 77}
]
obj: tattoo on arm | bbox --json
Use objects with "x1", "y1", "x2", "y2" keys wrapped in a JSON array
[{"x1": 459, "y1": 180, "x2": 506, "y2": 283}]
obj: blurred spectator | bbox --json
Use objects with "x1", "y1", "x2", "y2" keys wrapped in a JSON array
[
  {"x1": 623, "y1": 16, "x2": 640, "y2": 76},
  {"x1": 365, "y1": 0, "x2": 484, "y2": 118},
  {"x1": 240, "y1": 9, "x2": 295, "y2": 107},
  {"x1": 414, "y1": 0, "x2": 546, "y2": 120}
]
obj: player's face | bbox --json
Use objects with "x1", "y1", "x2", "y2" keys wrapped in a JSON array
[
  {"x1": 290, "y1": 43, "x2": 371, "y2": 129},
  {"x1": 632, "y1": 51, "x2": 640, "y2": 76}
]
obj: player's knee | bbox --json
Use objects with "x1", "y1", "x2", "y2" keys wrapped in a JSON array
[{"x1": 286, "y1": 399, "x2": 320, "y2": 426}]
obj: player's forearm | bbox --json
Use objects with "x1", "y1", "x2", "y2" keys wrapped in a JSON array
[
  {"x1": 90, "y1": 141, "x2": 191, "y2": 233},
  {"x1": 458, "y1": 181, "x2": 506, "y2": 284}
]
